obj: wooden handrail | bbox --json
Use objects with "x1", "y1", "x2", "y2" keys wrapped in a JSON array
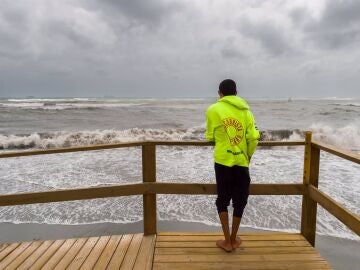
[
  {"x1": 308, "y1": 185, "x2": 360, "y2": 236},
  {"x1": 0, "y1": 183, "x2": 304, "y2": 207},
  {"x1": 0, "y1": 141, "x2": 144, "y2": 158},
  {"x1": 0, "y1": 140, "x2": 304, "y2": 159},
  {"x1": 312, "y1": 141, "x2": 360, "y2": 164}
]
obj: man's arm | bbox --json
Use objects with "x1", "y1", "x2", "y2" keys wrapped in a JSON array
[
  {"x1": 205, "y1": 107, "x2": 215, "y2": 142},
  {"x1": 246, "y1": 111, "x2": 260, "y2": 159}
]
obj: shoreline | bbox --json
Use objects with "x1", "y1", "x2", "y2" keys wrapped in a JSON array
[{"x1": 0, "y1": 221, "x2": 359, "y2": 270}]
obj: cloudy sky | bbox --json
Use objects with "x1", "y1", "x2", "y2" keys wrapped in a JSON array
[{"x1": 0, "y1": 0, "x2": 359, "y2": 98}]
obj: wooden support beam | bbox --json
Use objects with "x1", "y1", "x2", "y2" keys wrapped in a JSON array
[
  {"x1": 308, "y1": 185, "x2": 360, "y2": 236},
  {"x1": 301, "y1": 132, "x2": 320, "y2": 246},
  {"x1": 142, "y1": 144, "x2": 157, "y2": 235}
]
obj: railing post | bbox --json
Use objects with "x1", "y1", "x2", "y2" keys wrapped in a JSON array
[
  {"x1": 301, "y1": 131, "x2": 320, "y2": 246},
  {"x1": 142, "y1": 143, "x2": 157, "y2": 235}
]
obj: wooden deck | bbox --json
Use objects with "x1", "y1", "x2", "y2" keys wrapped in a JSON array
[{"x1": 0, "y1": 232, "x2": 332, "y2": 269}]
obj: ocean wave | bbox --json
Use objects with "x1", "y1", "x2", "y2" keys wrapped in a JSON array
[
  {"x1": 309, "y1": 122, "x2": 360, "y2": 150},
  {"x1": 1, "y1": 125, "x2": 359, "y2": 151},
  {"x1": 331, "y1": 102, "x2": 360, "y2": 107},
  {"x1": 0, "y1": 127, "x2": 205, "y2": 150},
  {"x1": 0, "y1": 102, "x2": 146, "y2": 110}
]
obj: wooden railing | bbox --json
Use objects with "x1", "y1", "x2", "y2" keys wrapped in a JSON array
[{"x1": 0, "y1": 132, "x2": 359, "y2": 246}]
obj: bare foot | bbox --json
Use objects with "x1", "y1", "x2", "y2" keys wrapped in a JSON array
[
  {"x1": 216, "y1": 239, "x2": 232, "y2": 252},
  {"x1": 231, "y1": 237, "x2": 242, "y2": 250}
]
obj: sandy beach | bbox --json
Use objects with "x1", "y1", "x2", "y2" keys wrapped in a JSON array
[{"x1": 0, "y1": 220, "x2": 359, "y2": 270}]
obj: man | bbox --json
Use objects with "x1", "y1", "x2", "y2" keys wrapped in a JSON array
[{"x1": 205, "y1": 79, "x2": 259, "y2": 252}]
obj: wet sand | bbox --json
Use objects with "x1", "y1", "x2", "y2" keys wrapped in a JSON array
[{"x1": 0, "y1": 221, "x2": 359, "y2": 270}]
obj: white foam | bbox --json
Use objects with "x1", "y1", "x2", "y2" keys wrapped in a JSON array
[
  {"x1": 309, "y1": 122, "x2": 360, "y2": 150},
  {"x1": 0, "y1": 127, "x2": 206, "y2": 150}
]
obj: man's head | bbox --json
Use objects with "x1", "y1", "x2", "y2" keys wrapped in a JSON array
[{"x1": 218, "y1": 79, "x2": 237, "y2": 97}]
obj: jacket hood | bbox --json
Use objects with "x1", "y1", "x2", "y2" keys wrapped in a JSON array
[{"x1": 218, "y1": 95, "x2": 249, "y2": 110}]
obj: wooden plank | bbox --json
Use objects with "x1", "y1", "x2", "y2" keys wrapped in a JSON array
[
  {"x1": 5, "y1": 241, "x2": 42, "y2": 269},
  {"x1": 41, "y1": 238, "x2": 77, "y2": 269},
  {"x1": 79, "y1": 236, "x2": 110, "y2": 269},
  {"x1": 309, "y1": 185, "x2": 360, "y2": 236},
  {"x1": 29, "y1": 239, "x2": 65, "y2": 269},
  {"x1": 312, "y1": 140, "x2": 360, "y2": 164},
  {"x1": 0, "y1": 243, "x2": 20, "y2": 262},
  {"x1": 301, "y1": 131, "x2": 320, "y2": 246},
  {"x1": 146, "y1": 183, "x2": 304, "y2": 195},
  {"x1": 156, "y1": 240, "x2": 311, "y2": 248},
  {"x1": 143, "y1": 144, "x2": 157, "y2": 235},
  {"x1": 155, "y1": 246, "x2": 317, "y2": 255},
  {"x1": 0, "y1": 141, "x2": 143, "y2": 158},
  {"x1": 156, "y1": 234, "x2": 306, "y2": 242},
  {"x1": 16, "y1": 240, "x2": 54, "y2": 270},
  {"x1": 154, "y1": 253, "x2": 324, "y2": 263},
  {"x1": 93, "y1": 235, "x2": 122, "y2": 270},
  {"x1": 0, "y1": 183, "x2": 146, "y2": 207},
  {"x1": 106, "y1": 234, "x2": 133, "y2": 269},
  {"x1": 28, "y1": 240, "x2": 65, "y2": 270},
  {"x1": 53, "y1": 238, "x2": 88, "y2": 270},
  {"x1": 0, "y1": 242, "x2": 32, "y2": 268},
  {"x1": 66, "y1": 236, "x2": 99, "y2": 269},
  {"x1": 0, "y1": 243, "x2": 8, "y2": 253},
  {"x1": 133, "y1": 234, "x2": 156, "y2": 270},
  {"x1": 157, "y1": 231, "x2": 299, "y2": 236},
  {"x1": 118, "y1": 233, "x2": 143, "y2": 269},
  {"x1": 153, "y1": 261, "x2": 331, "y2": 270}
]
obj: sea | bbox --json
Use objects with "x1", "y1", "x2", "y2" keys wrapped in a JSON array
[{"x1": 0, "y1": 97, "x2": 359, "y2": 240}]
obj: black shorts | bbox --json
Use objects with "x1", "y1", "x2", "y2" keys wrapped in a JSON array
[{"x1": 214, "y1": 162, "x2": 251, "y2": 218}]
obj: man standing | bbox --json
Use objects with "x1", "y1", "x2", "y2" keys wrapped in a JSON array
[{"x1": 206, "y1": 79, "x2": 259, "y2": 252}]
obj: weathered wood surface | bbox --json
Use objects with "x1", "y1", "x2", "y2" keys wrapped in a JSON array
[
  {"x1": 153, "y1": 232, "x2": 331, "y2": 270},
  {"x1": 0, "y1": 233, "x2": 155, "y2": 270},
  {"x1": 0, "y1": 232, "x2": 331, "y2": 269}
]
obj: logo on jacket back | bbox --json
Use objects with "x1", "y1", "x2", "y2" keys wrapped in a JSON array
[{"x1": 222, "y1": 117, "x2": 244, "y2": 146}]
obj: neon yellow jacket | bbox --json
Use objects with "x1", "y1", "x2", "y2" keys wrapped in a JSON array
[{"x1": 205, "y1": 95, "x2": 260, "y2": 167}]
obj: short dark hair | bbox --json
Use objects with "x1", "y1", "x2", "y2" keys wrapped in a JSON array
[{"x1": 219, "y1": 79, "x2": 237, "y2": 96}]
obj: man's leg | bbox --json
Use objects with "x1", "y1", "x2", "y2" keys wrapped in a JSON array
[
  {"x1": 214, "y1": 163, "x2": 232, "y2": 252},
  {"x1": 217, "y1": 212, "x2": 232, "y2": 252},
  {"x1": 231, "y1": 166, "x2": 251, "y2": 249},
  {"x1": 231, "y1": 216, "x2": 242, "y2": 249}
]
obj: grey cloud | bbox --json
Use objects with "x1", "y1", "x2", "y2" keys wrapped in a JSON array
[
  {"x1": 220, "y1": 36, "x2": 247, "y2": 60},
  {"x1": 289, "y1": 7, "x2": 308, "y2": 24},
  {"x1": 301, "y1": 0, "x2": 360, "y2": 49},
  {"x1": 0, "y1": 5, "x2": 30, "y2": 59},
  {"x1": 43, "y1": 20, "x2": 96, "y2": 50},
  {"x1": 90, "y1": 0, "x2": 182, "y2": 25},
  {"x1": 239, "y1": 19, "x2": 292, "y2": 56}
]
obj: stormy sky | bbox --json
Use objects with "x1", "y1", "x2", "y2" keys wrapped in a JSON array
[{"x1": 0, "y1": 0, "x2": 359, "y2": 98}]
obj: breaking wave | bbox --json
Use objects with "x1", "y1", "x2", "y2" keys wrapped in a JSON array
[{"x1": 1, "y1": 123, "x2": 359, "y2": 151}]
